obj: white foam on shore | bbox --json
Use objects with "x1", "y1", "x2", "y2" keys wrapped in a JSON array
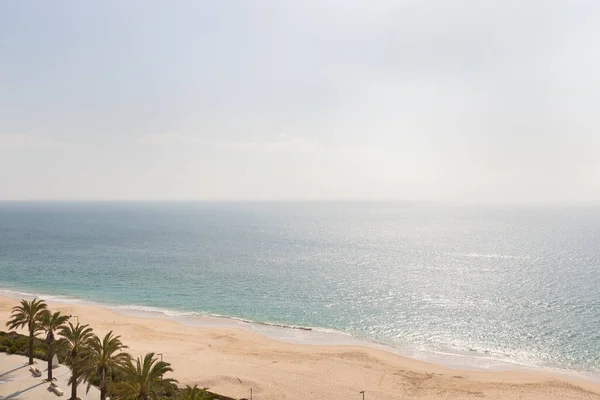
[
  {"x1": 2, "y1": 286, "x2": 600, "y2": 384},
  {"x1": 0, "y1": 288, "x2": 89, "y2": 304}
]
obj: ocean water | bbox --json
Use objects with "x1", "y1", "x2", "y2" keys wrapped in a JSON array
[{"x1": 1, "y1": 202, "x2": 600, "y2": 374}]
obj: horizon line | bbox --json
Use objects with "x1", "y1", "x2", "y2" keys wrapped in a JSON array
[{"x1": 1, "y1": 199, "x2": 599, "y2": 207}]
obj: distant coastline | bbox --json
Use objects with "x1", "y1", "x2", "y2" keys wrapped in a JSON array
[
  {"x1": 2, "y1": 293, "x2": 600, "y2": 400},
  {"x1": 2, "y1": 285, "x2": 599, "y2": 385},
  {"x1": 2, "y1": 202, "x2": 600, "y2": 377}
]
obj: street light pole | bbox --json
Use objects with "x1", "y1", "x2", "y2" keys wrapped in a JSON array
[{"x1": 360, "y1": 391, "x2": 365, "y2": 400}]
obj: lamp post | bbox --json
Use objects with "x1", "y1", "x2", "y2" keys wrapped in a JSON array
[{"x1": 360, "y1": 391, "x2": 365, "y2": 400}]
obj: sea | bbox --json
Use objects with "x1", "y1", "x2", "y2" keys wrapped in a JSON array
[{"x1": 1, "y1": 202, "x2": 599, "y2": 376}]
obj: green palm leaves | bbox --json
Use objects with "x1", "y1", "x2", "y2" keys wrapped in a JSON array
[
  {"x1": 6, "y1": 298, "x2": 48, "y2": 365},
  {"x1": 40, "y1": 310, "x2": 70, "y2": 381},
  {"x1": 5, "y1": 299, "x2": 206, "y2": 400},
  {"x1": 178, "y1": 384, "x2": 210, "y2": 400},
  {"x1": 112, "y1": 352, "x2": 177, "y2": 400},
  {"x1": 79, "y1": 331, "x2": 130, "y2": 400},
  {"x1": 60, "y1": 322, "x2": 95, "y2": 400}
]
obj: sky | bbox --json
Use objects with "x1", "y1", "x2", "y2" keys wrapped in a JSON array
[{"x1": 0, "y1": 1, "x2": 599, "y2": 203}]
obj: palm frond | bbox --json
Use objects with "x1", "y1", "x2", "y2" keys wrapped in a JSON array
[
  {"x1": 112, "y1": 352, "x2": 177, "y2": 400},
  {"x1": 5, "y1": 298, "x2": 48, "y2": 333}
]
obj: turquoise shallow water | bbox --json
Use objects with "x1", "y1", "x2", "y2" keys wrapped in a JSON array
[{"x1": 1, "y1": 202, "x2": 599, "y2": 373}]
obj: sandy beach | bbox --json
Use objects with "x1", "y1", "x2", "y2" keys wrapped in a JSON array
[{"x1": 2, "y1": 295, "x2": 600, "y2": 400}]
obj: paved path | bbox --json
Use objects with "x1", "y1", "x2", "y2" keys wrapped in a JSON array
[{"x1": 0, "y1": 353, "x2": 100, "y2": 400}]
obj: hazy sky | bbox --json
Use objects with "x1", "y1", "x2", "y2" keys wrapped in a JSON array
[{"x1": 1, "y1": 1, "x2": 599, "y2": 203}]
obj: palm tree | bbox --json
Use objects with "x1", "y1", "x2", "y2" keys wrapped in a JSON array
[
  {"x1": 112, "y1": 352, "x2": 177, "y2": 400},
  {"x1": 178, "y1": 384, "x2": 209, "y2": 400},
  {"x1": 60, "y1": 322, "x2": 95, "y2": 400},
  {"x1": 40, "y1": 311, "x2": 70, "y2": 381},
  {"x1": 79, "y1": 331, "x2": 130, "y2": 400},
  {"x1": 5, "y1": 298, "x2": 48, "y2": 365}
]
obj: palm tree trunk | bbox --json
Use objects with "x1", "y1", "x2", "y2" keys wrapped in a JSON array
[
  {"x1": 100, "y1": 370, "x2": 106, "y2": 400},
  {"x1": 70, "y1": 375, "x2": 77, "y2": 400},
  {"x1": 28, "y1": 330, "x2": 34, "y2": 365},
  {"x1": 47, "y1": 349, "x2": 53, "y2": 381}
]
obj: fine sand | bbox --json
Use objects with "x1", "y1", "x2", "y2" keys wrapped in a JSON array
[{"x1": 2, "y1": 295, "x2": 600, "y2": 400}]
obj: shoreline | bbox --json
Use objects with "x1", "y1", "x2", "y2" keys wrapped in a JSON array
[
  {"x1": 1, "y1": 287, "x2": 600, "y2": 383},
  {"x1": 2, "y1": 293, "x2": 600, "y2": 399}
]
